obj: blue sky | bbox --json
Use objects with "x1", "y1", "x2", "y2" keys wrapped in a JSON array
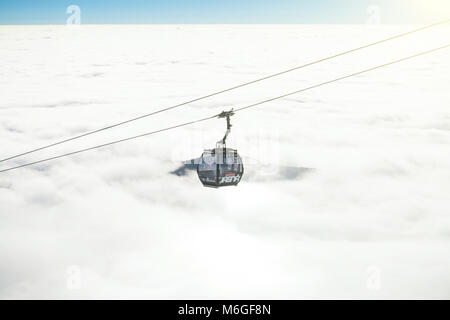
[{"x1": 0, "y1": 0, "x2": 446, "y2": 25}]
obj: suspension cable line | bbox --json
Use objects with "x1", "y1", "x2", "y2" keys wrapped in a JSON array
[
  {"x1": 0, "y1": 19, "x2": 448, "y2": 164},
  {"x1": 0, "y1": 44, "x2": 447, "y2": 174}
]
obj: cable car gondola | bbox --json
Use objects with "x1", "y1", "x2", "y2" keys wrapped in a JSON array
[{"x1": 197, "y1": 110, "x2": 244, "y2": 188}]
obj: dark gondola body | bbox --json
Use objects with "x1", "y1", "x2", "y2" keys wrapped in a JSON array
[
  {"x1": 197, "y1": 109, "x2": 243, "y2": 188},
  {"x1": 197, "y1": 148, "x2": 244, "y2": 188}
]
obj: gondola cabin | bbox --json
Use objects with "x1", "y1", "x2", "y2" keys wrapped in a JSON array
[
  {"x1": 197, "y1": 147, "x2": 244, "y2": 187},
  {"x1": 197, "y1": 109, "x2": 243, "y2": 188}
]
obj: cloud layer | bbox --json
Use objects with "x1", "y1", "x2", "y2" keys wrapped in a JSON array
[{"x1": 0, "y1": 24, "x2": 449, "y2": 299}]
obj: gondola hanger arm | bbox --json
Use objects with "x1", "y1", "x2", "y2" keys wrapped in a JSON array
[{"x1": 217, "y1": 109, "x2": 234, "y2": 148}]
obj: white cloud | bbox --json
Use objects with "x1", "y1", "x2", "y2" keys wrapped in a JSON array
[{"x1": 0, "y1": 24, "x2": 449, "y2": 299}]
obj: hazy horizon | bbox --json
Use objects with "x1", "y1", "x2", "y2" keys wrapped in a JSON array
[{"x1": 1, "y1": 0, "x2": 449, "y2": 25}]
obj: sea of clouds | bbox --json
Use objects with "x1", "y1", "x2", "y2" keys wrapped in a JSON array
[{"x1": 0, "y1": 24, "x2": 449, "y2": 299}]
